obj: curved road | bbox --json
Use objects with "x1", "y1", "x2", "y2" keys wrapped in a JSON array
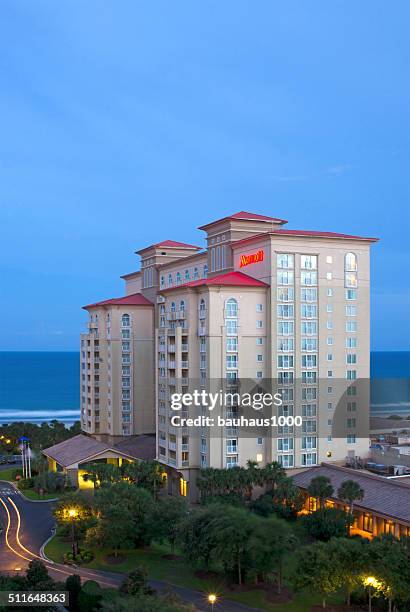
[{"x1": 0, "y1": 482, "x2": 261, "y2": 611}]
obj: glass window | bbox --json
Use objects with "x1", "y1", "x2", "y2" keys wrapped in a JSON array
[
  {"x1": 226, "y1": 298, "x2": 238, "y2": 318},
  {"x1": 168, "y1": 273, "x2": 173, "y2": 286},
  {"x1": 301, "y1": 271, "x2": 317, "y2": 286},
  {"x1": 346, "y1": 289, "x2": 357, "y2": 300},
  {"x1": 278, "y1": 287, "x2": 294, "y2": 301},
  {"x1": 277, "y1": 270, "x2": 294, "y2": 285},
  {"x1": 277, "y1": 254, "x2": 294, "y2": 269},
  {"x1": 278, "y1": 304, "x2": 294, "y2": 318},
  {"x1": 301, "y1": 288, "x2": 317, "y2": 302},
  {"x1": 345, "y1": 252, "x2": 357, "y2": 271},
  {"x1": 194, "y1": 267, "x2": 199, "y2": 280},
  {"x1": 226, "y1": 320, "x2": 238, "y2": 335},
  {"x1": 301, "y1": 255, "x2": 317, "y2": 269},
  {"x1": 278, "y1": 321, "x2": 294, "y2": 335}
]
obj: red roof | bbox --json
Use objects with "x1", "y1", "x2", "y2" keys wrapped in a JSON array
[
  {"x1": 198, "y1": 211, "x2": 287, "y2": 230},
  {"x1": 161, "y1": 271, "x2": 269, "y2": 292},
  {"x1": 137, "y1": 240, "x2": 201, "y2": 254},
  {"x1": 233, "y1": 229, "x2": 379, "y2": 248},
  {"x1": 83, "y1": 293, "x2": 153, "y2": 309}
]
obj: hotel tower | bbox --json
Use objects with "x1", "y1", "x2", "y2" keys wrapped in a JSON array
[{"x1": 80, "y1": 211, "x2": 377, "y2": 499}]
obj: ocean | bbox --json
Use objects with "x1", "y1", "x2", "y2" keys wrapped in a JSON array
[{"x1": 0, "y1": 351, "x2": 409, "y2": 424}]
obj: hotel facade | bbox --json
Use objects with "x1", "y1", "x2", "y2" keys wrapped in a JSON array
[{"x1": 80, "y1": 211, "x2": 377, "y2": 499}]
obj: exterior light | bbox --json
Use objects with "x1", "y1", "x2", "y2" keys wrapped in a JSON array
[
  {"x1": 68, "y1": 508, "x2": 77, "y2": 518},
  {"x1": 326, "y1": 451, "x2": 332, "y2": 458},
  {"x1": 208, "y1": 594, "x2": 217, "y2": 609},
  {"x1": 6, "y1": 439, "x2": 11, "y2": 444}
]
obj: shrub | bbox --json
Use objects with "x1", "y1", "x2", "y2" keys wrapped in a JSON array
[{"x1": 301, "y1": 507, "x2": 353, "y2": 541}]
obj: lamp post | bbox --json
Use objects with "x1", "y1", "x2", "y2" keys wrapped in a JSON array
[
  {"x1": 364, "y1": 576, "x2": 378, "y2": 612},
  {"x1": 68, "y1": 508, "x2": 78, "y2": 559},
  {"x1": 208, "y1": 594, "x2": 217, "y2": 611}
]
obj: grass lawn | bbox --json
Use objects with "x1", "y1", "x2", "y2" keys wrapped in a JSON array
[
  {"x1": 0, "y1": 468, "x2": 21, "y2": 482},
  {"x1": 45, "y1": 535, "x2": 344, "y2": 611},
  {"x1": 20, "y1": 489, "x2": 60, "y2": 501}
]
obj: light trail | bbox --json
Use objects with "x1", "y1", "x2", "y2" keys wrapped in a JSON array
[{"x1": 1, "y1": 495, "x2": 118, "y2": 588}]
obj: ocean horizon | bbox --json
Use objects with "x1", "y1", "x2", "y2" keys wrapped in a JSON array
[{"x1": 0, "y1": 351, "x2": 409, "y2": 424}]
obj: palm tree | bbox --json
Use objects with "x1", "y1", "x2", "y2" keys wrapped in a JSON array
[
  {"x1": 262, "y1": 461, "x2": 286, "y2": 492},
  {"x1": 337, "y1": 479, "x2": 364, "y2": 515},
  {"x1": 307, "y1": 475, "x2": 334, "y2": 509},
  {"x1": 274, "y1": 475, "x2": 305, "y2": 515}
]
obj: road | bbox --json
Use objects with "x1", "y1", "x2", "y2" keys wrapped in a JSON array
[{"x1": 0, "y1": 482, "x2": 261, "y2": 611}]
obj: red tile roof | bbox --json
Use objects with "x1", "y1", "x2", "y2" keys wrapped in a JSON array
[
  {"x1": 161, "y1": 271, "x2": 269, "y2": 292},
  {"x1": 198, "y1": 211, "x2": 287, "y2": 230},
  {"x1": 83, "y1": 292, "x2": 153, "y2": 309},
  {"x1": 233, "y1": 228, "x2": 379, "y2": 248},
  {"x1": 137, "y1": 240, "x2": 201, "y2": 254}
]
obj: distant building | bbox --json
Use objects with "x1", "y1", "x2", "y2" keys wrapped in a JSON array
[{"x1": 76, "y1": 210, "x2": 377, "y2": 499}]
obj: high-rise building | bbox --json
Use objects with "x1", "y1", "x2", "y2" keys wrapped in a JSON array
[{"x1": 80, "y1": 211, "x2": 377, "y2": 499}]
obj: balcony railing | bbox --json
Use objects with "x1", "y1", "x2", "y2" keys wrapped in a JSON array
[
  {"x1": 226, "y1": 446, "x2": 238, "y2": 454},
  {"x1": 168, "y1": 345, "x2": 176, "y2": 352},
  {"x1": 181, "y1": 343, "x2": 188, "y2": 351}
]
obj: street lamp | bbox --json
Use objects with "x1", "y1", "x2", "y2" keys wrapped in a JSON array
[
  {"x1": 68, "y1": 508, "x2": 78, "y2": 559},
  {"x1": 208, "y1": 594, "x2": 217, "y2": 611},
  {"x1": 364, "y1": 576, "x2": 380, "y2": 612}
]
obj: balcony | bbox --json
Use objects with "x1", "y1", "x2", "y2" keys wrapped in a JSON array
[
  {"x1": 181, "y1": 360, "x2": 189, "y2": 368},
  {"x1": 181, "y1": 343, "x2": 188, "y2": 352},
  {"x1": 167, "y1": 329, "x2": 176, "y2": 336},
  {"x1": 227, "y1": 446, "x2": 238, "y2": 454},
  {"x1": 181, "y1": 443, "x2": 189, "y2": 451},
  {"x1": 168, "y1": 361, "x2": 176, "y2": 369},
  {"x1": 168, "y1": 345, "x2": 176, "y2": 353},
  {"x1": 176, "y1": 310, "x2": 186, "y2": 319},
  {"x1": 168, "y1": 441, "x2": 177, "y2": 451},
  {"x1": 198, "y1": 326, "x2": 206, "y2": 336}
]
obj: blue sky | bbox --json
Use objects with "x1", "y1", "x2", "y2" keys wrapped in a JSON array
[{"x1": 0, "y1": 1, "x2": 409, "y2": 351}]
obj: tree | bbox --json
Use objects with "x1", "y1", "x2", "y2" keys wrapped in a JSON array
[
  {"x1": 81, "y1": 462, "x2": 122, "y2": 488},
  {"x1": 180, "y1": 506, "x2": 220, "y2": 568},
  {"x1": 120, "y1": 566, "x2": 154, "y2": 596},
  {"x1": 326, "y1": 538, "x2": 369, "y2": 606},
  {"x1": 249, "y1": 515, "x2": 297, "y2": 592},
  {"x1": 293, "y1": 541, "x2": 344, "y2": 608},
  {"x1": 307, "y1": 476, "x2": 334, "y2": 509},
  {"x1": 273, "y1": 476, "x2": 305, "y2": 517},
  {"x1": 121, "y1": 460, "x2": 165, "y2": 498},
  {"x1": 367, "y1": 535, "x2": 410, "y2": 611},
  {"x1": 301, "y1": 507, "x2": 353, "y2": 541},
  {"x1": 154, "y1": 496, "x2": 189, "y2": 553},
  {"x1": 261, "y1": 461, "x2": 286, "y2": 492},
  {"x1": 26, "y1": 560, "x2": 54, "y2": 590},
  {"x1": 86, "y1": 505, "x2": 135, "y2": 557},
  {"x1": 337, "y1": 479, "x2": 365, "y2": 515},
  {"x1": 65, "y1": 574, "x2": 82, "y2": 611}
]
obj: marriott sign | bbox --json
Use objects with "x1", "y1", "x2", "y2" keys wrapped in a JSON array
[{"x1": 239, "y1": 249, "x2": 264, "y2": 268}]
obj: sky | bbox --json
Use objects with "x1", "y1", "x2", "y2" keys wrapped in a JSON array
[{"x1": 0, "y1": 1, "x2": 409, "y2": 351}]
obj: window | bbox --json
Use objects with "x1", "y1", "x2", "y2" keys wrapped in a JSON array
[
  {"x1": 277, "y1": 270, "x2": 294, "y2": 285},
  {"x1": 346, "y1": 321, "x2": 357, "y2": 332},
  {"x1": 346, "y1": 305, "x2": 357, "y2": 316},
  {"x1": 256, "y1": 304, "x2": 263, "y2": 312},
  {"x1": 226, "y1": 438, "x2": 238, "y2": 453},
  {"x1": 203, "y1": 264, "x2": 208, "y2": 278},
  {"x1": 301, "y1": 452, "x2": 317, "y2": 466},
  {"x1": 257, "y1": 437, "x2": 263, "y2": 445},
  {"x1": 256, "y1": 337, "x2": 263, "y2": 345},
  {"x1": 301, "y1": 288, "x2": 317, "y2": 302},
  {"x1": 302, "y1": 354, "x2": 317, "y2": 368},
  {"x1": 302, "y1": 436, "x2": 317, "y2": 450},
  {"x1": 180, "y1": 300, "x2": 185, "y2": 311},
  {"x1": 278, "y1": 304, "x2": 294, "y2": 318},
  {"x1": 278, "y1": 454, "x2": 294, "y2": 467},
  {"x1": 327, "y1": 370, "x2": 333, "y2": 378},
  {"x1": 327, "y1": 353, "x2": 333, "y2": 361},
  {"x1": 194, "y1": 267, "x2": 199, "y2": 280},
  {"x1": 176, "y1": 272, "x2": 182, "y2": 285},
  {"x1": 301, "y1": 254, "x2": 317, "y2": 269},
  {"x1": 185, "y1": 269, "x2": 190, "y2": 280},
  {"x1": 326, "y1": 255, "x2": 333, "y2": 264},
  {"x1": 346, "y1": 289, "x2": 357, "y2": 300},
  {"x1": 347, "y1": 418, "x2": 356, "y2": 428},
  {"x1": 345, "y1": 252, "x2": 357, "y2": 271},
  {"x1": 277, "y1": 253, "x2": 294, "y2": 268},
  {"x1": 257, "y1": 354, "x2": 263, "y2": 362},
  {"x1": 301, "y1": 271, "x2": 317, "y2": 286},
  {"x1": 347, "y1": 434, "x2": 356, "y2": 444},
  {"x1": 226, "y1": 337, "x2": 238, "y2": 352},
  {"x1": 226, "y1": 355, "x2": 238, "y2": 369},
  {"x1": 347, "y1": 354, "x2": 357, "y2": 364},
  {"x1": 302, "y1": 404, "x2": 317, "y2": 417},
  {"x1": 278, "y1": 355, "x2": 294, "y2": 368},
  {"x1": 226, "y1": 320, "x2": 238, "y2": 335},
  {"x1": 327, "y1": 402, "x2": 332, "y2": 409},
  {"x1": 199, "y1": 298, "x2": 206, "y2": 314},
  {"x1": 301, "y1": 338, "x2": 317, "y2": 351},
  {"x1": 121, "y1": 314, "x2": 130, "y2": 327},
  {"x1": 226, "y1": 298, "x2": 238, "y2": 318},
  {"x1": 326, "y1": 304, "x2": 333, "y2": 313},
  {"x1": 160, "y1": 275, "x2": 165, "y2": 288},
  {"x1": 326, "y1": 272, "x2": 332, "y2": 280},
  {"x1": 301, "y1": 321, "x2": 317, "y2": 335},
  {"x1": 278, "y1": 287, "x2": 295, "y2": 301},
  {"x1": 168, "y1": 273, "x2": 173, "y2": 286},
  {"x1": 347, "y1": 370, "x2": 357, "y2": 380},
  {"x1": 256, "y1": 371, "x2": 263, "y2": 379},
  {"x1": 301, "y1": 304, "x2": 317, "y2": 318},
  {"x1": 327, "y1": 288, "x2": 333, "y2": 297},
  {"x1": 170, "y1": 302, "x2": 176, "y2": 312},
  {"x1": 277, "y1": 438, "x2": 294, "y2": 452},
  {"x1": 278, "y1": 321, "x2": 294, "y2": 335},
  {"x1": 327, "y1": 336, "x2": 333, "y2": 345},
  {"x1": 256, "y1": 320, "x2": 263, "y2": 329}
]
